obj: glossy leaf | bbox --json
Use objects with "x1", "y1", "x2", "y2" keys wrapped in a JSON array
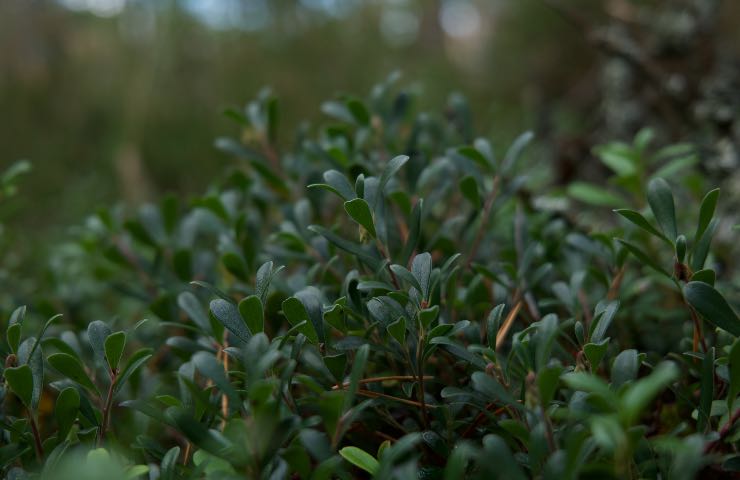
[
  {"x1": 48, "y1": 353, "x2": 99, "y2": 394},
  {"x1": 104, "y1": 331, "x2": 127, "y2": 371},
  {"x1": 647, "y1": 178, "x2": 678, "y2": 242},
  {"x1": 210, "y1": 299, "x2": 251, "y2": 343},
  {"x1": 684, "y1": 281, "x2": 740, "y2": 336},
  {"x1": 344, "y1": 198, "x2": 376, "y2": 238},
  {"x1": 238, "y1": 295, "x2": 264, "y2": 334}
]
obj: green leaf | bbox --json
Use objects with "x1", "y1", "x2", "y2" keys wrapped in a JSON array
[
  {"x1": 114, "y1": 348, "x2": 153, "y2": 395},
  {"x1": 457, "y1": 145, "x2": 490, "y2": 170},
  {"x1": 698, "y1": 347, "x2": 714, "y2": 433},
  {"x1": 238, "y1": 295, "x2": 264, "y2": 334},
  {"x1": 308, "y1": 225, "x2": 381, "y2": 270},
  {"x1": 104, "y1": 332, "x2": 127, "y2": 371},
  {"x1": 377, "y1": 155, "x2": 409, "y2": 205},
  {"x1": 611, "y1": 349, "x2": 639, "y2": 389},
  {"x1": 339, "y1": 446, "x2": 379, "y2": 475},
  {"x1": 616, "y1": 239, "x2": 670, "y2": 277},
  {"x1": 690, "y1": 219, "x2": 718, "y2": 272},
  {"x1": 568, "y1": 182, "x2": 625, "y2": 207},
  {"x1": 538, "y1": 366, "x2": 562, "y2": 406},
  {"x1": 346, "y1": 98, "x2": 370, "y2": 126},
  {"x1": 221, "y1": 252, "x2": 249, "y2": 281},
  {"x1": 192, "y1": 352, "x2": 239, "y2": 409},
  {"x1": 620, "y1": 362, "x2": 678, "y2": 424},
  {"x1": 48, "y1": 353, "x2": 99, "y2": 394},
  {"x1": 56, "y1": 387, "x2": 80, "y2": 440},
  {"x1": 562, "y1": 372, "x2": 616, "y2": 406},
  {"x1": 590, "y1": 301, "x2": 620, "y2": 344},
  {"x1": 210, "y1": 299, "x2": 251, "y2": 343},
  {"x1": 472, "y1": 371, "x2": 519, "y2": 407},
  {"x1": 614, "y1": 209, "x2": 670, "y2": 244},
  {"x1": 583, "y1": 340, "x2": 609, "y2": 368},
  {"x1": 695, "y1": 188, "x2": 720, "y2": 243},
  {"x1": 647, "y1": 178, "x2": 678, "y2": 242},
  {"x1": 343, "y1": 344, "x2": 369, "y2": 412},
  {"x1": 684, "y1": 281, "x2": 740, "y2": 336},
  {"x1": 459, "y1": 175, "x2": 481, "y2": 208},
  {"x1": 502, "y1": 130, "x2": 534, "y2": 173},
  {"x1": 387, "y1": 317, "x2": 406, "y2": 345},
  {"x1": 344, "y1": 198, "x2": 376, "y2": 238},
  {"x1": 324, "y1": 354, "x2": 347, "y2": 382},
  {"x1": 160, "y1": 445, "x2": 181, "y2": 480},
  {"x1": 418, "y1": 306, "x2": 439, "y2": 330},
  {"x1": 6, "y1": 323, "x2": 21, "y2": 355},
  {"x1": 255, "y1": 261, "x2": 282, "y2": 303},
  {"x1": 172, "y1": 248, "x2": 192, "y2": 281},
  {"x1": 691, "y1": 269, "x2": 715, "y2": 286},
  {"x1": 594, "y1": 142, "x2": 637, "y2": 176},
  {"x1": 675, "y1": 234, "x2": 687, "y2": 263},
  {"x1": 309, "y1": 170, "x2": 356, "y2": 201},
  {"x1": 411, "y1": 252, "x2": 433, "y2": 300},
  {"x1": 87, "y1": 320, "x2": 112, "y2": 363},
  {"x1": 389, "y1": 264, "x2": 422, "y2": 293},
  {"x1": 282, "y1": 297, "x2": 319, "y2": 344},
  {"x1": 177, "y1": 292, "x2": 211, "y2": 332},
  {"x1": 4, "y1": 365, "x2": 33, "y2": 408}
]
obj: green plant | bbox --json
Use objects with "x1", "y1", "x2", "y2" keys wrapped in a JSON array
[{"x1": 2, "y1": 78, "x2": 740, "y2": 479}]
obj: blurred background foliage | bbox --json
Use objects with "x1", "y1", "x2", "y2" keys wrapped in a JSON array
[{"x1": 1, "y1": 0, "x2": 740, "y2": 287}]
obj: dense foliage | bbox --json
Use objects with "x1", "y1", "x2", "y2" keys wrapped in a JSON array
[{"x1": 2, "y1": 77, "x2": 740, "y2": 479}]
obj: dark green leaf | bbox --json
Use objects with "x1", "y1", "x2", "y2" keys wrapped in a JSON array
[
  {"x1": 698, "y1": 348, "x2": 714, "y2": 432},
  {"x1": 684, "y1": 281, "x2": 740, "y2": 336},
  {"x1": 647, "y1": 178, "x2": 678, "y2": 241},
  {"x1": 387, "y1": 317, "x2": 406, "y2": 345},
  {"x1": 210, "y1": 299, "x2": 251, "y2": 343},
  {"x1": 104, "y1": 331, "x2": 127, "y2": 371},
  {"x1": 695, "y1": 188, "x2": 720, "y2": 243},
  {"x1": 411, "y1": 252, "x2": 432, "y2": 300},
  {"x1": 48, "y1": 353, "x2": 99, "y2": 394},
  {"x1": 344, "y1": 198, "x2": 376, "y2": 238},
  {"x1": 459, "y1": 175, "x2": 480, "y2": 208},
  {"x1": 691, "y1": 269, "x2": 715, "y2": 286},
  {"x1": 114, "y1": 348, "x2": 153, "y2": 395},
  {"x1": 611, "y1": 349, "x2": 638, "y2": 389},
  {"x1": 282, "y1": 297, "x2": 319, "y2": 344},
  {"x1": 4, "y1": 365, "x2": 33, "y2": 408},
  {"x1": 614, "y1": 209, "x2": 669, "y2": 244},
  {"x1": 55, "y1": 387, "x2": 80, "y2": 440},
  {"x1": 177, "y1": 292, "x2": 211, "y2": 332},
  {"x1": 690, "y1": 219, "x2": 717, "y2": 272},
  {"x1": 239, "y1": 295, "x2": 264, "y2": 334},
  {"x1": 88, "y1": 320, "x2": 112, "y2": 362},
  {"x1": 617, "y1": 239, "x2": 670, "y2": 277},
  {"x1": 620, "y1": 362, "x2": 678, "y2": 424},
  {"x1": 343, "y1": 344, "x2": 369, "y2": 412}
]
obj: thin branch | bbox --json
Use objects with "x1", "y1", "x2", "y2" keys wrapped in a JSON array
[
  {"x1": 496, "y1": 301, "x2": 523, "y2": 351},
  {"x1": 332, "y1": 375, "x2": 433, "y2": 390}
]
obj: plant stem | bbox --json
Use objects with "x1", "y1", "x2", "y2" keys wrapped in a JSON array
[
  {"x1": 99, "y1": 370, "x2": 117, "y2": 445},
  {"x1": 220, "y1": 336, "x2": 230, "y2": 431},
  {"x1": 686, "y1": 302, "x2": 708, "y2": 353},
  {"x1": 332, "y1": 375, "x2": 433, "y2": 390},
  {"x1": 28, "y1": 411, "x2": 44, "y2": 461},
  {"x1": 416, "y1": 331, "x2": 430, "y2": 429}
]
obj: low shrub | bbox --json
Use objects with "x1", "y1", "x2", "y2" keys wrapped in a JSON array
[{"x1": 2, "y1": 77, "x2": 739, "y2": 479}]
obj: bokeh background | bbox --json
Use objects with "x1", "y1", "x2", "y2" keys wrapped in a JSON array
[{"x1": 2, "y1": 0, "x2": 740, "y2": 249}]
